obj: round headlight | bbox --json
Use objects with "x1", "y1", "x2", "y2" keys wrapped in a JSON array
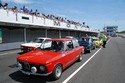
[
  {"x1": 39, "y1": 66, "x2": 45, "y2": 71},
  {"x1": 29, "y1": 47, "x2": 32, "y2": 50},
  {"x1": 31, "y1": 67, "x2": 37, "y2": 73},
  {"x1": 17, "y1": 62, "x2": 22, "y2": 70}
]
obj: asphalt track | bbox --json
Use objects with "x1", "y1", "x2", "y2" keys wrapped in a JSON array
[{"x1": 0, "y1": 37, "x2": 125, "y2": 83}]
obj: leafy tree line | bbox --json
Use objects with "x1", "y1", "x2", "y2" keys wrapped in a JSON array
[{"x1": 119, "y1": 30, "x2": 125, "y2": 33}]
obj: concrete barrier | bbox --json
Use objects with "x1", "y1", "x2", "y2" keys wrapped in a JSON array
[{"x1": 0, "y1": 42, "x2": 23, "y2": 51}]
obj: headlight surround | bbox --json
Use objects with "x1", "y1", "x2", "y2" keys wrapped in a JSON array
[
  {"x1": 39, "y1": 65, "x2": 45, "y2": 71},
  {"x1": 21, "y1": 46, "x2": 24, "y2": 49},
  {"x1": 28, "y1": 47, "x2": 32, "y2": 51}
]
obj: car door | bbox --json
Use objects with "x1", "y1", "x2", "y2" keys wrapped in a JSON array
[
  {"x1": 60, "y1": 40, "x2": 75, "y2": 69},
  {"x1": 72, "y1": 39, "x2": 82, "y2": 60}
]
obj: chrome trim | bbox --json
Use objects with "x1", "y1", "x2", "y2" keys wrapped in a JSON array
[{"x1": 19, "y1": 69, "x2": 52, "y2": 76}]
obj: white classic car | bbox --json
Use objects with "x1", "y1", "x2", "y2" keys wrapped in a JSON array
[{"x1": 21, "y1": 37, "x2": 50, "y2": 52}]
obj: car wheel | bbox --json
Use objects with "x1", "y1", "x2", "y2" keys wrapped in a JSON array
[
  {"x1": 78, "y1": 54, "x2": 83, "y2": 62},
  {"x1": 51, "y1": 64, "x2": 62, "y2": 80},
  {"x1": 93, "y1": 46, "x2": 95, "y2": 49},
  {"x1": 88, "y1": 49, "x2": 92, "y2": 53}
]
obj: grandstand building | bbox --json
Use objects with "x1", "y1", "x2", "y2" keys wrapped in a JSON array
[
  {"x1": 0, "y1": 6, "x2": 99, "y2": 51},
  {"x1": 103, "y1": 26, "x2": 118, "y2": 37}
]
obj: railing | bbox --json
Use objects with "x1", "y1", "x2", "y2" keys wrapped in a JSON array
[{"x1": 0, "y1": 8, "x2": 98, "y2": 33}]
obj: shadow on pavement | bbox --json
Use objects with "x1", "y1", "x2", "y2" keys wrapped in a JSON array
[
  {"x1": 9, "y1": 71, "x2": 56, "y2": 83},
  {"x1": 8, "y1": 64, "x2": 17, "y2": 68},
  {"x1": 17, "y1": 52, "x2": 24, "y2": 55}
]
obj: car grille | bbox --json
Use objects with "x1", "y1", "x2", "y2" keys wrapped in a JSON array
[
  {"x1": 19, "y1": 61, "x2": 47, "y2": 74},
  {"x1": 21, "y1": 46, "x2": 32, "y2": 52},
  {"x1": 19, "y1": 61, "x2": 30, "y2": 72}
]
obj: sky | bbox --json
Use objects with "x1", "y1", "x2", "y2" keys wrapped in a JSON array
[{"x1": 1, "y1": 0, "x2": 125, "y2": 31}]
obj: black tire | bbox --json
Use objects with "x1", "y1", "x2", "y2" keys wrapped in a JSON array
[
  {"x1": 77, "y1": 54, "x2": 83, "y2": 62},
  {"x1": 51, "y1": 64, "x2": 62, "y2": 80},
  {"x1": 88, "y1": 49, "x2": 91, "y2": 53}
]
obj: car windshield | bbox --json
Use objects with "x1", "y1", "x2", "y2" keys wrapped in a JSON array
[
  {"x1": 40, "y1": 40, "x2": 64, "y2": 51},
  {"x1": 33, "y1": 38, "x2": 44, "y2": 43},
  {"x1": 93, "y1": 38, "x2": 98, "y2": 41},
  {"x1": 82, "y1": 38, "x2": 89, "y2": 42}
]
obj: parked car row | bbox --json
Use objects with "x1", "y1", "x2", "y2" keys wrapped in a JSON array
[
  {"x1": 16, "y1": 36, "x2": 102, "y2": 80},
  {"x1": 78, "y1": 36, "x2": 102, "y2": 53},
  {"x1": 92, "y1": 37, "x2": 103, "y2": 48}
]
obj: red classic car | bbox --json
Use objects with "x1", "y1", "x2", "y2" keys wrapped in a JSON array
[{"x1": 17, "y1": 38, "x2": 84, "y2": 80}]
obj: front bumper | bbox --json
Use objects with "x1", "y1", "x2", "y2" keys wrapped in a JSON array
[
  {"x1": 19, "y1": 69, "x2": 52, "y2": 76},
  {"x1": 84, "y1": 46, "x2": 90, "y2": 51},
  {"x1": 21, "y1": 47, "x2": 31, "y2": 52}
]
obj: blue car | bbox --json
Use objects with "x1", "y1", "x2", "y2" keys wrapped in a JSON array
[{"x1": 78, "y1": 37, "x2": 95, "y2": 53}]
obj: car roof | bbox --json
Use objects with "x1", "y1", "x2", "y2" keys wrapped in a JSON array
[
  {"x1": 81, "y1": 37, "x2": 89, "y2": 39},
  {"x1": 92, "y1": 37, "x2": 99, "y2": 39},
  {"x1": 37, "y1": 37, "x2": 50, "y2": 40},
  {"x1": 47, "y1": 38, "x2": 72, "y2": 41},
  {"x1": 65, "y1": 36, "x2": 74, "y2": 39}
]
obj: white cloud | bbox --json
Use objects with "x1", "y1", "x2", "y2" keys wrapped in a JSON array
[
  {"x1": 2, "y1": 0, "x2": 31, "y2": 4},
  {"x1": 13, "y1": 0, "x2": 31, "y2": 4}
]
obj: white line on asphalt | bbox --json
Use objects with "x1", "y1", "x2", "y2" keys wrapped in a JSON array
[
  {"x1": 62, "y1": 39, "x2": 110, "y2": 83},
  {"x1": 62, "y1": 48, "x2": 102, "y2": 83},
  {"x1": 0, "y1": 51, "x2": 20, "y2": 56}
]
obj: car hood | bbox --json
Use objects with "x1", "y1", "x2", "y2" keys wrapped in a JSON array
[
  {"x1": 94, "y1": 41, "x2": 99, "y2": 43},
  {"x1": 21, "y1": 43, "x2": 41, "y2": 48},
  {"x1": 17, "y1": 50, "x2": 61, "y2": 65}
]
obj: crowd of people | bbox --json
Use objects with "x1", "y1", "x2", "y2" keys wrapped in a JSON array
[{"x1": 0, "y1": 2, "x2": 86, "y2": 27}]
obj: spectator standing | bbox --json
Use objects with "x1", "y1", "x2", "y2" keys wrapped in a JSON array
[
  {"x1": 20, "y1": 8, "x2": 23, "y2": 12},
  {"x1": 29, "y1": 9, "x2": 33, "y2": 14},
  {"x1": 12, "y1": 6, "x2": 17, "y2": 12},
  {"x1": 23, "y1": 5, "x2": 25, "y2": 11},
  {"x1": 3, "y1": 3, "x2": 8, "y2": 9},
  {"x1": 22, "y1": 5, "x2": 27, "y2": 13},
  {"x1": 35, "y1": 9, "x2": 38, "y2": 15},
  {"x1": 101, "y1": 33, "x2": 107, "y2": 48}
]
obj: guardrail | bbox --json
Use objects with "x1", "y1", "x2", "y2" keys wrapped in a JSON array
[{"x1": 118, "y1": 34, "x2": 125, "y2": 38}]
